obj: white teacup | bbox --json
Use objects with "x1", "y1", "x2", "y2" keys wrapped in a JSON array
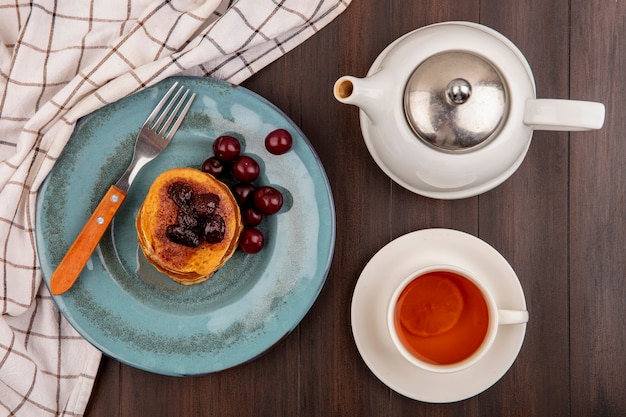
[{"x1": 387, "y1": 265, "x2": 528, "y2": 373}]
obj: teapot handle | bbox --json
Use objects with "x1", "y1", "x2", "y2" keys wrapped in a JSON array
[{"x1": 524, "y1": 99, "x2": 605, "y2": 131}]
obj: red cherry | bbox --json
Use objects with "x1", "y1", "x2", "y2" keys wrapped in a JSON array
[
  {"x1": 213, "y1": 135, "x2": 241, "y2": 161},
  {"x1": 232, "y1": 183, "x2": 256, "y2": 207},
  {"x1": 232, "y1": 155, "x2": 260, "y2": 183},
  {"x1": 239, "y1": 228, "x2": 264, "y2": 254},
  {"x1": 265, "y1": 129, "x2": 293, "y2": 155},
  {"x1": 201, "y1": 156, "x2": 225, "y2": 177},
  {"x1": 253, "y1": 186, "x2": 283, "y2": 215},
  {"x1": 241, "y1": 207, "x2": 263, "y2": 227}
]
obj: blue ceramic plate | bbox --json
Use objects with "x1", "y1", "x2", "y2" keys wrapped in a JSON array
[{"x1": 36, "y1": 77, "x2": 335, "y2": 376}]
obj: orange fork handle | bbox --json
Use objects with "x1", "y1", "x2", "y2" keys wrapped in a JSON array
[{"x1": 49, "y1": 185, "x2": 127, "y2": 295}]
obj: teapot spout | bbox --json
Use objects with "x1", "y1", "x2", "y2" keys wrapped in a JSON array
[
  {"x1": 333, "y1": 73, "x2": 391, "y2": 124},
  {"x1": 334, "y1": 76, "x2": 360, "y2": 103}
]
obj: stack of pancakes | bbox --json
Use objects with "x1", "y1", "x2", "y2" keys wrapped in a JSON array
[{"x1": 136, "y1": 167, "x2": 242, "y2": 285}]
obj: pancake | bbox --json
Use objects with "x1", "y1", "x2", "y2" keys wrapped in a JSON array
[{"x1": 136, "y1": 167, "x2": 242, "y2": 285}]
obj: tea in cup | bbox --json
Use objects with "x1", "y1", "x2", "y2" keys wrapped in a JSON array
[{"x1": 387, "y1": 265, "x2": 528, "y2": 373}]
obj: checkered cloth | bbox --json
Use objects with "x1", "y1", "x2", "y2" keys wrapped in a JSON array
[{"x1": 0, "y1": 0, "x2": 350, "y2": 415}]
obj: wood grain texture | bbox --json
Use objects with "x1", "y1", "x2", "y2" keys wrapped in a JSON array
[
  {"x1": 570, "y1": 0, "x2": 626, "y2": 416},
  {"x1": 85, "y1": 1, "x2": 625, "y2": 416}
]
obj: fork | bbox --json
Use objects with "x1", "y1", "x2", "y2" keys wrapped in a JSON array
[{"x1": 49, "y1": 82, "x2": 196, "y2": 295}]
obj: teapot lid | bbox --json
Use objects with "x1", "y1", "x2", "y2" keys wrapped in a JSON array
[{"x1": 404, "y1": 51, "x2": 508, "y2": 152}]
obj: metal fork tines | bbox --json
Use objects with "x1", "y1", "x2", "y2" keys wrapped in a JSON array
[
  {"x1": 116, "y1": 82, "x2": 196, "y2": 191},
  {"x1": 145, "y1": 82, "x2": 195, "y2": 142}
]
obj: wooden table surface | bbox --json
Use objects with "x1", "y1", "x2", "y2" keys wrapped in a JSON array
[{"x1": 86, "y1": 1, "x2": 625, "y2": 416}]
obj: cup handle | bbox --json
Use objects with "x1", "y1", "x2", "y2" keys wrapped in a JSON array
[
  {"x1": 524, "y1": 98, "x2": 605, "y2": 131},
  {"x1": 498, "y1": 309, "x2": 529, "y2": 325}
]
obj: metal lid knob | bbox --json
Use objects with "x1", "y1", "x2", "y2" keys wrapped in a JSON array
[
  {"x1": 447, "y1": 78, "x2": 472, "y2": 104},
  {"x1": 404, "y1": 51, "x2": 508, "y2": 152}
]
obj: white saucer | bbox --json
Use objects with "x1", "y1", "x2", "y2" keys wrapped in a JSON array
[{"x1": 351, "y1": 228, "x2": 528, "y2": 403}]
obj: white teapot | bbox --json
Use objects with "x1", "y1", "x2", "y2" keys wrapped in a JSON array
[{"x1": 334, "y1": 21, "x2": 605, "y2": 199}]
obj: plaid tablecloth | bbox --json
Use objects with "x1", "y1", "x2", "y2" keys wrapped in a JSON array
[{"x1": 0, "y1": 0, "x2": 350, "y2": 415}]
